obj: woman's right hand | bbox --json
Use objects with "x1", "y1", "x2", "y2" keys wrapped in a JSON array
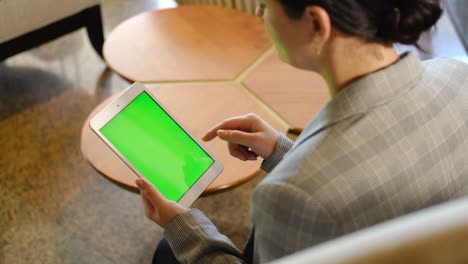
[{"x1": 202, "y1": 114, "x2": 280, "y2": 161}]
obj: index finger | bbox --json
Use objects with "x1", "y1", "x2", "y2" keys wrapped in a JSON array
[{"x1": 202, "y1": 115, "x2": 252, "y2": 141}]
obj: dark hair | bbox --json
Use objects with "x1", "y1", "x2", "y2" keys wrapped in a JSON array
[{"x1": 277, "y1": 0, "x2": 442, "y2": 45}]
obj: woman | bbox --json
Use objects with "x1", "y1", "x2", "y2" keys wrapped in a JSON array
[{"x1": 136, "y1": 0, "x2": 468, "y2": 263}]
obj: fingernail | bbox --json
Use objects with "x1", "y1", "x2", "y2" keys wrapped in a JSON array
[
  {"x1": 248, "y1": 157, "x2": 258, "y2": 161},
  {"x1": 135, "y1": 179, "x2": 144, "y2": 188}
]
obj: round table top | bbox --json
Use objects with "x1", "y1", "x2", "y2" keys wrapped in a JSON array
[
  {"x1": 93, "y1": 5, "x2": 332, "y2": 194},
  {"x1": 244, "y1": 53, "x2": 330, "y2": 133},
  {"x1": 103, "y1": 5, "x2": 271, "y2": 82},
  {"x1": 81, "y1": 83, "x2": 286, "y2": 195}
]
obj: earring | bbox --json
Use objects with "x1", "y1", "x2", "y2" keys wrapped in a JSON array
[{"x1": 314, "y1": 46, "x2": 322, "y2": 56}]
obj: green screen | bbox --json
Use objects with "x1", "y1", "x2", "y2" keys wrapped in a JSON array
[{"x1": 100, "y1": 91, "x2": 214, "y2": 202}]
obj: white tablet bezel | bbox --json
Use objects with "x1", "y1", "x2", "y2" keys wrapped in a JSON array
[{"x1": 89, "y1": 82, "x2": 223, "y2": 207}]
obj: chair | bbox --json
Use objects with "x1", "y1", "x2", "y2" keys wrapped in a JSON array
[
  {"x1": 270, "y1": 197, "x2": 468, "y2": 264},
  {"x1": 0, "y1": 0, "x2": 104, "y2": 60}
]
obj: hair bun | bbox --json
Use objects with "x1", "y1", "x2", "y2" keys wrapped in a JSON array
[{"x1": 378, "y1": 0, "x2": 442, "y2": 44}]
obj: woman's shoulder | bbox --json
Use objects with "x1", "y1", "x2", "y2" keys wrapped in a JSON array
[
  {"x1": 422, "y1": 56, "x2": 468, "y2": 78},
  {"x1": 418, "y1": 56, "x2": 468, "y2": 100}
]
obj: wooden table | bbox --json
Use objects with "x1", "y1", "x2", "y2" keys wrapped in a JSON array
[
  {"x1": 244, "y1": 53, "x2": 330, "y2": 133},
  {"x1": 103, "y1": 5, "x2": 271, "y2": 82},
  {"x1": 89, "y1": 5, "x2": 331, "y2": 194},
  {"x1": 81, "y1": 84, "x2": 286, "y2": 195}
]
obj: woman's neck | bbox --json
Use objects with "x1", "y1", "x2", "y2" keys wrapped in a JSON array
[{"x1": 320, "y1": 40, "x2": 399, "y2": 97}]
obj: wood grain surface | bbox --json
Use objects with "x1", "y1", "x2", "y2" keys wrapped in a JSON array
[
  {"x1": 81, "y1": 83, "x2": 286, "y2": 195},
  {"x1": 103, "y1": 5, "x2": 271, "y2": 82},
  {"x1": 243, "y1": 53, "x2": 330, "y2": 132}
]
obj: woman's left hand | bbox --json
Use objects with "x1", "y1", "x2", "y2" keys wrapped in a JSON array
[{"x1": 135, "y1": 178, "x2": 187, "y2": 228}]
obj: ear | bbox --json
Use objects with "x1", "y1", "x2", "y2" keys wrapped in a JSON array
[{"x1": 303, "y1": 6, "x2": 332, "y2": 50}]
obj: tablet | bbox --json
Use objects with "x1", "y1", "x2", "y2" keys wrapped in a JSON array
[{"x1": 90, "y1": 82, "x2": 223, "y2": 207}]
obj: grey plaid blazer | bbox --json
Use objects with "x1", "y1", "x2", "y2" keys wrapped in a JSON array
[{"x1": 164, "y1": 53, "x2": 468, "y2": 263}]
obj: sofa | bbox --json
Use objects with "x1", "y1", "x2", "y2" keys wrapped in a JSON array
[
  {"x1": 271, "y1": 197, "x2": 468, "y2": 264},
  {"x1": 0, "y1": 0, "x2": 104, "y2": 60}
]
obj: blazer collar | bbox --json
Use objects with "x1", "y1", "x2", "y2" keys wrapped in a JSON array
[{"x1": 294, "y1": 53, "x2": 425, "y2": 148}]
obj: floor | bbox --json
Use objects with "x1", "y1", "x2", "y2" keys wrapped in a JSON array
[
  {"x1": 1, "y1": 0, "x2": 467, "y2": 263},
  {"x1": 0, "y1": 0, "x2": 260, "y2": 263}
]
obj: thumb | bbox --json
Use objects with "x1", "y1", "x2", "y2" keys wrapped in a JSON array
[
  {"x1": 217, "y1": 129, "x2": 257, "y2": 147},
  {"x1": 136, "y1": 178, "x2": 166, "y2": 206}
]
